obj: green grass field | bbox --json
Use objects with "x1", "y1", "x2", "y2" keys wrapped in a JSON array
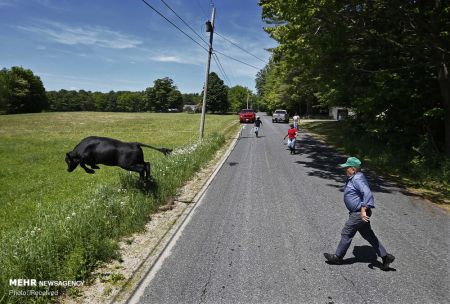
[{"x1": 0, "y1": 112, "x2": 238, "y2": 303}]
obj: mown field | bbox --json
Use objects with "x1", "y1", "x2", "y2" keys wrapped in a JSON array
[{"x1": 0, "y1": 112, "x2": 238, "y2": 303}]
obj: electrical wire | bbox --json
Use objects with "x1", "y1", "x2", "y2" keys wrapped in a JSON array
[
  {"x1": 140, "y1": 0, "x2": 262, "y2": 72},
  {"x1": 158, "y1": 0, "x2": 209, "y2": 47},
  {"x1": 212, "y1": 53, "x2": 232, "y2": 86},
  {"x1": 213, "y1": 49, "x2": 263, "y2": 70},
  {"x1": 212, "y1": 56, "x2": 230, "y2": 87},
  {"x1": 215, "y1": 31, "x2": 267, "y2": 64},
  {"x1": 140, "y1": 0, "x2": 208, "y2": 52}
]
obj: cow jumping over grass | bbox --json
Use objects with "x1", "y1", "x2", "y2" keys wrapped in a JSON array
[{"x1": 65, "y1": 136, "x2": 172, "y2": 185}]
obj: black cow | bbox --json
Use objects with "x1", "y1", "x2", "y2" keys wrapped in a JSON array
[{"x1": 65, "y1": 136, "x2": 172, "y2": 183}]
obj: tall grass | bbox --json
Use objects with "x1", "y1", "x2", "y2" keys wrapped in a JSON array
[{"x1": 0, "y1": 112, "x2": 238, "y2": 303}]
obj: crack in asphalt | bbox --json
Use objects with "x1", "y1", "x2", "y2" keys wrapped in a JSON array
[
  {"x1": 340, "y1": 272, "x2": 368, "y2": 304},
  {"x1": 199, "y1": 243, "x2": 221, "y2": 304}
]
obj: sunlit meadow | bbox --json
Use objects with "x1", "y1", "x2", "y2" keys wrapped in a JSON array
[{"x1": 0, "y1": 112, "x2": 238, "y2": 303}]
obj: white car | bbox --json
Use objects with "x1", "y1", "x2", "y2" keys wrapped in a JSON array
[{"x1": 272, "y1": 109, "x2": 289, "y2": 123}]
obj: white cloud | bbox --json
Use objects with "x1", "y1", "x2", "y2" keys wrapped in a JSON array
[
  {"x1": 130, "y1": 47, "x2": 205, "y2": 66},
  {"x1": 152, "y1": 55, "x2": 184, "y2": 63},
  {"x1": 18, "y1": 20, "x2": 142, "y2": 49}
]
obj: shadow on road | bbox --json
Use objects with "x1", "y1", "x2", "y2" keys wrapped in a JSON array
[
  {"x1": 238, "y1": 135, "x2": 266, "y2": 139},
  {"x1": 294, "y1": 135, "x2": 399, "y2": 194},
  {"x1": 328, "y1": 245, "x2": 397, "y2": 272}
]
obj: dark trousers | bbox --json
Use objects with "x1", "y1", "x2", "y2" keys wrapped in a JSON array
[{"x1": 335, "y1": 211, "x2": 387, "y2": 258}]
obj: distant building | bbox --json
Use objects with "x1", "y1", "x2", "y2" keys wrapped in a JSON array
[
  {"x1": 183, "y1": 104, "x2": 198, "y2": 113},
  {"x1": 329, "y1": 107, "x2": 354, "y2": 121}
]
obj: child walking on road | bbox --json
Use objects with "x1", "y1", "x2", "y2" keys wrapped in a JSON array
[
  {"x1": 283, "y1": 124, "x2": 297, "y2": 154},
  {"x1": 324, "y1": 157, "x2": 395, "y2": 270},
  {"x1": 254, "y1": 116, "x2": 263, "y2": 137}
]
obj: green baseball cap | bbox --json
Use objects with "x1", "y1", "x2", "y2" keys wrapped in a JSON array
[{"x1": 339, "y1": 157, "x2": 361, "y2": 168}]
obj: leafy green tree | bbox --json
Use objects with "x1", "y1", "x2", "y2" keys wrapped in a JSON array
[
  {"x1": 228, "y1": 85, "x2": 251, "y2": 113},
  {"x1": 167, "y1": 90, "x2": 183, "y2": 111},
  {"x1": 116, "y1": 91, "x2": 134, "y2": 112},
  {"x1": 259, "y1": 0, "x2": 450, "y2": 156},
  {"x1": 202, "y1": 72, "x2": 229, "y2": 113},
  {"x1": 143, "y1": 87, "x2": 155, "y2": 112},
  {"x1": 144, "y1": 77, "x2": 182, "y2": 112},
  {"x1": 92, "y1": 91, "x2": 108, "y2": 111},
  {"x1": 105, "y1": 91, "x2": 117, "y2": 112},
  {"x1": 0, "y1": 69, "x2": 10, "y2": 114},
  {"x1": 0, "y1": 67, "x2": 47, "y2": 114},
  {"x1": 182, "y1": 93, "x2": 201, "y2": 105}
]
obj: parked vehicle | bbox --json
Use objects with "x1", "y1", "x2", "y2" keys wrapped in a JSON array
[
  {"x1": 239, "y1": 109, "x2": 256, "y2": 123},
  {"x1": 272, "y1": 109, "x2": 289, "y2": 123}
]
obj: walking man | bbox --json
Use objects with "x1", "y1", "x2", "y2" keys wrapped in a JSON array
[
  {"x1": 293, "y1": 112, "x2": 300, "y2": 130},
  {"x1": 324, "y1": 157, "x2": 395, "y2": 270}
]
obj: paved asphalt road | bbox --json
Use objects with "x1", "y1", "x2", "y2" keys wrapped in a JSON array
[{"x1": 133, "y1": 114, "x2": 449, "y2": 304}]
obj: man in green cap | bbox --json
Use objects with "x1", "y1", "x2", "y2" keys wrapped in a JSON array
[{"x1": 323, "y1": 157, "x2": 395, "y2": 270}]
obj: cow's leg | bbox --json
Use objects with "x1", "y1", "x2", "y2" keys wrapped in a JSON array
[
  {"x1": 80, "y1": 162, "x2": 95, "y2": 174},
  {"x1": 90, "y1": 164, "x2": 100, "y2": 169},
  {"x1": 145, "y1": 162, "x2": 151, "y2": 180},
  {"x1": 121, "y1": 164, "x2": 146, "y2": 183}
]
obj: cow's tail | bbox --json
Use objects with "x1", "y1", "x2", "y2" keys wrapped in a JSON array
[{"x1": 138, "y1": 143, "x2": 172, "y2": 156}]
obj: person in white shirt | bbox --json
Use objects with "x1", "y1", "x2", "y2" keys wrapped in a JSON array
[{"x1": 293, "y1": 113, "x2": 300, "y2": 130}]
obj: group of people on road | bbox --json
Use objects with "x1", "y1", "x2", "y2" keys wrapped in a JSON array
[
  {"x1": 252, "y1": 114, "x2": 395, "y2": 270},
  {"x1": 253, "y1": 112, "x2": 301, "y2": 155}
]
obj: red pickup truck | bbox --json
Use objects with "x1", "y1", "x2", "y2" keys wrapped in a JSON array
[{"x1": 239, "y1": 109, "x2": 256, "y2": 123}]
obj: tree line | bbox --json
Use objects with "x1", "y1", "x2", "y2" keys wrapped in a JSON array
[
  {"x1": 0, "y1": 67, "x2": 256, "y2": 114},
  {"x1": 257, "y1": 0, "x2": 449, "y2": 158}
]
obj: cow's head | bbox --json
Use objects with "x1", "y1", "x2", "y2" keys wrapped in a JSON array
[{"x1": 65, "y1": 152, "x2": 79, "y2": 172}]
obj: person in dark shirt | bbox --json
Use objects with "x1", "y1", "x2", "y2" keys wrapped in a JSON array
[
  {"x1": 324, "y1": 157, "x2": 395, "y2": 270},
  {"x1": 283, "y1": 124, "x2": 297, "y2": 154},
  {"x1": 254, "y1": 116, "x2": 263, "y2": 137}
]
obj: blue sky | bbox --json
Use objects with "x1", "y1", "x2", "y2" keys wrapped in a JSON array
[{"x1": 0, "y1": 0, "x2": 277, "y2": 93}]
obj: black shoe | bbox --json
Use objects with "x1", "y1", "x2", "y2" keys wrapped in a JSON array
[
  {"x1": 324, "y1": 253, "x2": 343, "y2": 265},
  {"x1": 381, "y1": 253, "x2": 395, "y2": 270}
]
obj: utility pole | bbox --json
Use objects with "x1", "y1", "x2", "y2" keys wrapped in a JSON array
[
  {"x1": 246, "y1": 91, "x2": 249, "y2": 109},
  {"x1": 199, "y1": 7, "x2": 216, "y2": 142}
]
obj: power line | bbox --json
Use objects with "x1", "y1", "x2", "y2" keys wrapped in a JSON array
[
  {"x1": 212, "y1": 55, "x2": 230, "y2": 87},
  {"x1": 158, "y1": 0, "x2": 209, "y2": 47},
  {"x1": 213, "y1": 49, "x2": 263, "y2": 70},
  {"x1": 215, "y1": 31, "x2": 267, "y2": 64},
  {"x1": 213, "y1": 53, "x2": 231, "y2": 85},
  {"x1": 140, "y1": 0, "x2": 208, "y2": 52},
  {"x1": 212, "y1": 53, "x2": 231, "y2": 86}
]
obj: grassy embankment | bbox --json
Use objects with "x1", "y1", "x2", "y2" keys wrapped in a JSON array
[
  {"x1": 0, "y1": 112, "x2": 239, "y2": 303},
  {"x1": 302, "y1": 120, "x2": 450, "y2": 207}
]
